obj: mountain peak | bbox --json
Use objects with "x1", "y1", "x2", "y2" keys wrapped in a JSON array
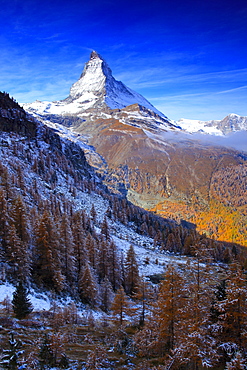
[
  {"x1": 68, "y1": 51, "x2": 114, "y2": 102},
  {"x1": 67, "y1": 52, "x2": 165, "y2": 115},
  {"x1": 25, "y1": 51, "x2": 166, "y2": 118},
  {"x1": 90, "y1": 50, "x2": 103, "y2": 60}
]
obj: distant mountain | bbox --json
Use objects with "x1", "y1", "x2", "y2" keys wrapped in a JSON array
[{"x1": 176, "y1": 113, "x2": 247, "y2": 136}]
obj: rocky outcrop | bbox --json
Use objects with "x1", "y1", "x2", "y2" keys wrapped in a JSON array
[{"x1": 0, "y1": 92, "x2": 37, "y2": 137}]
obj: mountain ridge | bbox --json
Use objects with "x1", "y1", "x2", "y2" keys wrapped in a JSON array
[{"x1": 176, "y1": 113, "x2": 247, "y2": 136}]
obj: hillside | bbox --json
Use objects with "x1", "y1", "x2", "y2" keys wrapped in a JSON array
[{"x1": 1, "y1": 91, "x2": 247, "y2": 369}]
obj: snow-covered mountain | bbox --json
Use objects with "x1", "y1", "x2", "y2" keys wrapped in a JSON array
[
  {"x1": 176, "y1": 113, "x2": 247, "y2": 136},
  {"x1": 24, "y1": 51, "x2": 168, "y2": 122}
]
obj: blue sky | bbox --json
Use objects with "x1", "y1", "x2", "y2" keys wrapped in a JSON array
[{"x1": 0, "y1": 0, "x2": 246, "y2": 120}]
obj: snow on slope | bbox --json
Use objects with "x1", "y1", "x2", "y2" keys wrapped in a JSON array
[{"x1": 175, "y1": 118, "x2": 223, "y2": 135}]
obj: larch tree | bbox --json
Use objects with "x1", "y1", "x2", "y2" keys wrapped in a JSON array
[
  {"x1": 133, "y1": 276, "x2": 154, "y2": 327},
  {"x1": 135, "y1": 264, "x2": 188, "y2": 362},
  {"x1": 111, "y1": 286, "x2": 130, "y2": 326}
]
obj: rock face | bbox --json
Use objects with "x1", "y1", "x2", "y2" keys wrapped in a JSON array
[{"x1": 24, "y1": 52, "x2": 246, "y2": 210}]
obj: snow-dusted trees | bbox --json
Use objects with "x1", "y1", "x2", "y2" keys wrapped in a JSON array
[{"x1": 177, "y1": 260, "x2": 218, "y2": 369}]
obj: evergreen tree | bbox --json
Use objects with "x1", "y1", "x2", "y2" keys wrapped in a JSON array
[
  {"x1": 12, "y1": 281, "x2": 33, "y2": 319},
  {"x1": 72, "y1": 211, "x2": 87, "y2": 278},
  {"x1": 124, "y1": 245, "x2": 140, "y2": 295},
  {"x1": 210, "y1": 279, "x2": 227, "y2": 323}
]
